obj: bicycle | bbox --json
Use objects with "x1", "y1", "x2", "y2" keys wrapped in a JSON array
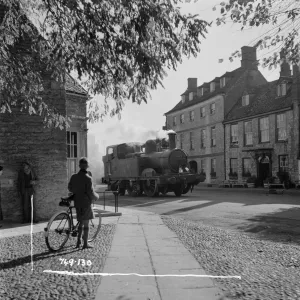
[{"x1": 44, "y1": 195, "x2": 102, "y2": 252}]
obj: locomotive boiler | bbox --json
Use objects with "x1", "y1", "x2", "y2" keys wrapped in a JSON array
[{"x1": 102, "y1": 131, "x2": 204, "y2": 197}]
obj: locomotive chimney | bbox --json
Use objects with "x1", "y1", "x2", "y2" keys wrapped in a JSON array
[{"x1": 168, "y1": 130, "x2": 176, "y2": 150}]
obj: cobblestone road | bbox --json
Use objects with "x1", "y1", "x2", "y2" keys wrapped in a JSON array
[
  {"x1": 162, "y1": 216, "x2": 300, "y2": 300},
  {"x1": 0, "y1": 224, "x2": 115, "y2": 300}
]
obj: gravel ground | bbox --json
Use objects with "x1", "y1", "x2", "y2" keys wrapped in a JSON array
[
  {"x1": 0, "y1": 224, "x2": 116, "y2": 300},
  {"x1": 162, "y1": 216, "x2": 300, "y2": 300}
]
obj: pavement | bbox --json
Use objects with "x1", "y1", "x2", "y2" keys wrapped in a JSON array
[
  {"x1": 94, "y1": 207, "x2": 225, "y2": 300},
  {"x1": 1, "y1": 204, "x2": 225, "y2": 300}
]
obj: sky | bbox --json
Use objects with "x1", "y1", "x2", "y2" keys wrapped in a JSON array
[{"x1": 87, "y1": 0, "x2": 281, "y2": 157}]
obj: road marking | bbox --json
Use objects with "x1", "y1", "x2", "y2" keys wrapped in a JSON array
[
  {"x1": 43, "y1": 270, "x2": 241, "y2": 279},
  {"x1": 134, "y1": 199, "x2": 188, "y2": 207}
]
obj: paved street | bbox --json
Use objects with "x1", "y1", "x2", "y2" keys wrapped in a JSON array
[{"x1": 96, "y1": 185, "x2": 300, "y2": 243}]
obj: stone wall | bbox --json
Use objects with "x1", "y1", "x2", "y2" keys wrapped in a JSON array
[
  {"x1": 225, "y1": 108, "x2": 298, "y2": 183},
  {"x1": 0, "y1": 79, "x2": 68, "y2": 222}
]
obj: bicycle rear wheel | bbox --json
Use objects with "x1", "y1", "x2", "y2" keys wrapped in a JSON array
[
  {"x1": 45, "y1": 211, "x2": 71, "y2": 252},
  {"x1": 88, "y1": 208, "x2": 102, "y2": 242}
]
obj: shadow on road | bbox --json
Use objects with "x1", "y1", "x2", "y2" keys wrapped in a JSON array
[
  {"x1": 237, "y1": 207, "x2": 300, "y2": 246},
  {"x1": 97, "y1": 187, "x2": 300, "y2": 245}
]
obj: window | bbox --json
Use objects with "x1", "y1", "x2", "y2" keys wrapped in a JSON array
[
  {"x1": 67, "y1": 131, "x2": 78, "y2": 158},
  {"x1": 180, "y1": 134, "x2": 184, "y2": 149},
  {"x1": 230, "y1": 158, "x2": 238, "y2": 175},
  {"x1": 242, "y1": 95, "x2": 249, "y2": 106},
  {"x1": 279, "y1": 155, "x2": 288, "y2": 172},
  {"x1": 200, "y1": 159, "x2": 206, "y2": 174},
  {"x1": 180, "y1": 114, "x2": 184, "y2": 124},
  {"x1": 181, "y1": 95, "x2": 186, "y2": 103},
  {"x1": 198, "y1": 88, "x2": 203, "y2": 97},
  {"x1": 210, "y1": 82, "x2": 216, "y2": 92},
  {"x1": 190, "y1": 132, "x2": 194, "y2": 150},
  {"x1": 211, "y1": 158, "x2": 216, "y2": 176},
  {"x1": 277, "y1": 83, "x2": 287, "y2": 97},
  {"x1": 244, "y1": 121, "x2": 253, "y2": 145},
  {"x1": 259, "y1": 117, "x2": 270, "y2": 143},
  {"x1": 211, "y1": 127, "x2": 216, "y2": 147},
  {"x1": 210, "y1": 103, "x2": 216, "y2": 115},
  {"x1": 200, "y1": 107, "x2": 206, "y2": 118},
  {"x1": 220, "y1": 77, "x2": 226, "y2": 88},
  {"x1": 189, "y1": 92, "x2": 194, "y2": 101},
  {"x1": 200, "y1": 128, "x2": 206, "y2": 148},
  {"x1": 67, "y1": 131, "x2": 78, "y2": 178},
  {"x1": 230, "y1": 124, "x2": 238, "y2": 145},
  {"x1": 173, "y1": 116, "x2": 177, "y2": 126},
  {"x1": 189, "y1": 110, "x2": 195, "y2": 122},
  {"x1": 276, "y1": 113, "x2": 287, "y2": 141},
  {"x1": 243, "y1": 158, "x2": 251, "y2": 176}
]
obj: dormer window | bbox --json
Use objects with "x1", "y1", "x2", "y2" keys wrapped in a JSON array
[
  {"x1": 197, "y1": 88, "x2": 203, "y2": 97},
  {"x1": 189, "y1": 92, "x2": 194, "y2": 101},
  {"x1": 181, "y1": 95, "x2": 186, "y2": 103},
  {"x1": 220, "y1": 77, "x2": 226, "y2": 88},
  {"x1": 242, "y1": 95, "x2": 249, "y2": 106},
  {"x1": 210, "y1": 82, "x2": 215, "y2": 92},
  {"x1": 277, "y1": 82, "x2": 287, "y2": 97}
]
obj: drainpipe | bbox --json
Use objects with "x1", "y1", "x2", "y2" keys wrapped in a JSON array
[{"x1": 223, "y1": 123, "x2": 226, "y2": 180}]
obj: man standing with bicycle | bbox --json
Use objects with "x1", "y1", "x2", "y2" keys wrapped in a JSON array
[{"x1": 68, "y1": 157, "x2": 99, "y2": 249}]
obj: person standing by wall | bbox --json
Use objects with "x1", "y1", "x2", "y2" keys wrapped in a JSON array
[
  {"x1": 0, "y1": 166, "x2": 3, "y2": 228},
  {"x1": 68, "y1": 157, "x2": 99, "y2": 249},
  {"x1": 17, "y1": 162, "x2": 38, "y2": 224}
]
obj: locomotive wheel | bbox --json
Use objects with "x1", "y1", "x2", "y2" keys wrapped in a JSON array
[
  {"x1": 127, "y1": 182, "x2": 139, "y2": 197},
  {"x1": 159, "y1": 185, "x2": 168, "y2": 196},
  {"x1": 118, "y1": 187, "x2": 126, "y2": 196},
  {"x1": 173, "y1": 185, "x2": 182, "y2": 197},
  {"x1": 182, "y1": 183, "x2": 192, "y2": 195},
  {"x1": 143, "y1": 180, "x2": 158, "y2": 197}
]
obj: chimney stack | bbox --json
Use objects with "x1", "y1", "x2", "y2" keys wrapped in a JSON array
[
  {"x1": 241, "y1": 46, "x2": 258, "y2": 70},
  {"x1": 188, "y1": 78, "x2": 197, "y2": 90},
  {"x1": 168, "y1": 130, "x2": 177, "y2": 150},
  {"x1": 280, "y1": 50, "x2": 291, "y2": 77}
]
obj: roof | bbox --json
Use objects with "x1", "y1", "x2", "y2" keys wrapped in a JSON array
[
  {"x1": 165, "y1": 68, "x2": 243, "y2": 115},
  {"x1": 65, "y1": 74, "x2": 88, "y2": 96},
  {"x1": 224, "y1": 80, "x2": 293, "y2": 123}
]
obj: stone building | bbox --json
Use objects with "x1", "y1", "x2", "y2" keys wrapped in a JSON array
[
  {"x1": 0, "y1": 4, "x2": 89, "y2": 221},
  {"x1": 224, "y1": 58, "x2": 300, "y2": 186},
  {"x1": 0, "y1": 74, "x2": 89, "y2": 222},
  {"x1": 164, "y1": 46, "x2": 267, "y2": 184}
]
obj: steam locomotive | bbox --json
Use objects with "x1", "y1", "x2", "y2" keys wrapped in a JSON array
[{"x1": 102, "y1": 131, "x2": 204, "y2": 197}]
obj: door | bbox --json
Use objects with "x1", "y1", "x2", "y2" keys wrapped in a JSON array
[{"x1": 258, "y1": 157, "x2": 270, "y2": 186}]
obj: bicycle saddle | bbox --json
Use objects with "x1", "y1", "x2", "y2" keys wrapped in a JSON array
[{"x1": 61, "y1": 194, "x2": 74, "y2": 201}]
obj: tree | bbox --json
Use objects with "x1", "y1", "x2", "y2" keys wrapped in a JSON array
[
  {"x1": 214, "y1": 0, "x2": 300, "y2": 68},
  {"x1": 0, "y1": 0, "x2": 208, "y2": 128}
]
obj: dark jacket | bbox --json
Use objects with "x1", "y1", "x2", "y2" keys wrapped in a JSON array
[
  {"x1": 68, "y1": 169, "x2": 99, "y2": 208},
  {"x1": 17, "y1": 168, "x2": 38, "y2": 195}
]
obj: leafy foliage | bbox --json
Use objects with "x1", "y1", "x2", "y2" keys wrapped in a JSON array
[
  {"x1": 0, "y1": 0, "x2": 208, "y2": 128},
  {"x1": 214, "y1": 0, "x2": 300, "y2": 68}
]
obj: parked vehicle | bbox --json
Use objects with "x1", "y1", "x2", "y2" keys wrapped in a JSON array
[{"x1": 102, "y1": 131, "x2": 205, "y2": 197}]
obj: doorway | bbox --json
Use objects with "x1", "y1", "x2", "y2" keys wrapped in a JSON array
[{"x1": 258, "y1": 156, "x2": 270, "y2": 186}]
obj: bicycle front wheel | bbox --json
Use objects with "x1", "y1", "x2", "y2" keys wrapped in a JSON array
[
  {"x1": 45, "y1": 211, "x2": 71, "y2": 252},
  {"x1": 88, "y1": 208, "x2": 102, "y2": 242}
]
